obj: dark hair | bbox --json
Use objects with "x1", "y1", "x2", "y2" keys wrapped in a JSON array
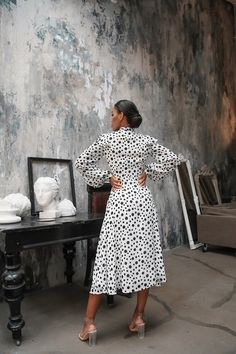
[{"x1": 114, "y1": 99, "x2": 142, "y2": 128}]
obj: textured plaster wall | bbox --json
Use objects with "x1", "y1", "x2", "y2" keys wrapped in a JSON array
[{"x1": 0, "y1": 0, "x2": 235, "y2": 290}]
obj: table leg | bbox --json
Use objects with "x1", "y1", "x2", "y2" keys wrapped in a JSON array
[
  {"x1": 2, "y1": 253, "x2": 25, "y2": 346},
  {"x1": 106, "y1": 295, "x2": 114, "y2": 306},
  {"x1": 63, "y1": 242, "x2": 76, "y2": 283}
]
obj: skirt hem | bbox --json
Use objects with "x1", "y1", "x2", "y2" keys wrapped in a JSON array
[{"x1": 89, "y1": 281, "x2": 166, "y2": 296}]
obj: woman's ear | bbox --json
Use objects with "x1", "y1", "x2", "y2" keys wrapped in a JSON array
[{"x1": 119, "y1": 111, "x2": 124, "y2": 122}]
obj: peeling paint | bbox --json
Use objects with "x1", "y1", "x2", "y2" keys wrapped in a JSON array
[
  {"x1": 0, "y1": 0, "x2": 16, "y2": 11},
  {"x1": 94, "y1": 71, "x2": 113, "y2": 122},
  {"x1": 90, "y1": 2, "x2": 128, "y2": 56}
]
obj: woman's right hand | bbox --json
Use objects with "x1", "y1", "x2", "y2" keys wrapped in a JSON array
[
  {"x1": 110, "y1": 176, "x2": 123, "y2": 191},
  {"x1": 138, "y1": 172, "x2": 147, "y2": 187}
]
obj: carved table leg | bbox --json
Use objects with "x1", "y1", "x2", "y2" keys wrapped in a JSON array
[
  {"x1": 2, "y1": 253, "x2": 25, "y2": 346},
  {"x1": 106, "y1": 295, "x2": 114, "y2": 306},
  {"x1": 63, "y1": 242, "x2": 76, "y2": 283}
]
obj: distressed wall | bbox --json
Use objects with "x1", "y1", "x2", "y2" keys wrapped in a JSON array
[{"x1": 0, "y1": 0, "x2": 235, "y2": 289}]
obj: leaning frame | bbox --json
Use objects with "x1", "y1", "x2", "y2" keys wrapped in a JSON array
[{"x1": 175, "y1": 160, "x2": 202, "y2": 250}]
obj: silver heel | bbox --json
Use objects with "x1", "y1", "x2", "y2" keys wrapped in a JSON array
[
  {"x1": 138, "y1": 323, "x2": 145, "y2": 339},
  {"x1": 88, "y1": 330, "x2": 97, "y2": 346}
]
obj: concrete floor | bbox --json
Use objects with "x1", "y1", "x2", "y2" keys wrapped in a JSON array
[{"x1": 0, "y1": 246, "x2": 236, "y2": 354}]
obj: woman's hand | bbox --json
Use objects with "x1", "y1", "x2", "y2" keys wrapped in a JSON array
[
  {"x1": 110, "y1": 172, "x2": 147, "y2": 190},
  {"x1": 138, "y1": 172, "x2": 147, "y2": 187},
  {"x1": 110, "y1": 176, "x2": 123, "y2": 191}
]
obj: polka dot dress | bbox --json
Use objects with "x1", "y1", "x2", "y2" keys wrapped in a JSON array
[{"x1": 75, "y1": 127, "x2": 182, "y2": 295}]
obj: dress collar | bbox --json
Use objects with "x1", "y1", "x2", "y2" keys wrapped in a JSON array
[
  {"x1": 119, "y1": 127, "x2": 133, "y2": 131},
  {"x1": 117, "y1": 127, "x2": 135, "y2": 139}
]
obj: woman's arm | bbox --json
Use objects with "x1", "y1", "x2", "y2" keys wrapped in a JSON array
[
  {"x1": 75, "y1": 134, "x2": 112, "y2": 188},
  {"x1": 145, "y1": 137, "x2": 184, "y2": 181}
]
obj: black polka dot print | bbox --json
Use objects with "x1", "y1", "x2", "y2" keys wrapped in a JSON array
[{"x1": 75, "y1": 127, "x2": 182, "y2": 295}]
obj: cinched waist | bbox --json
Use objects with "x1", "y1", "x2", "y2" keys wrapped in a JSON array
[{"x1": 116, "y1": 177, "x2": 143, "y2": 187}]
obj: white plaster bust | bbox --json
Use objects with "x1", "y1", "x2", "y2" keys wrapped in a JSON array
[
  {"x1": 58, "y1": 199, "x2": 77, "y2": 217},
  {"x1": 0, "y1": 199, "x2": 21, "y2": 224},
  {"x1": 34, "y1": 177, "x2": 61, "y2": 220},
  {"x1": 4, "y1": 193, "x2": 31, "y2": 217}
]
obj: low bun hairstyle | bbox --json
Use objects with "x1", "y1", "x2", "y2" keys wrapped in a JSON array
[{"x1": 114, "y1": 99, "x2": 142, "y2": 128}]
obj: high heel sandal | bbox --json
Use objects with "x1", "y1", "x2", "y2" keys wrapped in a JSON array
[
  {"x1": 129, "y1": 315, "x2": 145, "y2": 339},
  {"x1": 79, "y1": 319, "x2": 97, "y2": 346}
]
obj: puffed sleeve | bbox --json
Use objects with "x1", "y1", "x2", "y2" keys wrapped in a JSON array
[
  {"x1": 145, "y1": 137, "x2": 183, "y2": 181},
  {"x1": 75, "y1": 134, "x2": 112, "y2": 188}
]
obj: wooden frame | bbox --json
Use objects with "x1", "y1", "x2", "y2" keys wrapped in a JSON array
[{"x1": 194, "y1": 173, "x2": 221, "y2": 206}]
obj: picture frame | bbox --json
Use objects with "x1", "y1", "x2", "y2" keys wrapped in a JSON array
[
  {"x1": 175, "y1": 160, "x2": 202, "y2": 250},
  {"x1": 28, "y1": 157, "x2": 76, "y2": 216}
]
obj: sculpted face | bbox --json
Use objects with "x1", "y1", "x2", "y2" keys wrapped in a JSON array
[{"x1": 34, "y1": 183, "x2": 57, "y2": 208}]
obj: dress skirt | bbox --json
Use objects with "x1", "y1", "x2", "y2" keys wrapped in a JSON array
[{"x1": 90, "y1": 180, "x2": 166, "y2": 295}]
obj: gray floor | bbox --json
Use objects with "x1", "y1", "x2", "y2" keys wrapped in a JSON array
[{"x1": 0, "y1": 246, "x2": 236, "y2": 354}]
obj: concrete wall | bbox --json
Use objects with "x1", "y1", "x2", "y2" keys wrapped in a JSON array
[{"x1": 0, "y1": 0, "x2": 235, "y2": 290}]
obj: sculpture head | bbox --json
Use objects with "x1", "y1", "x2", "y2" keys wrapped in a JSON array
[
  {"x1": 58, "y1": 199, "x2": 76, "y2": 217},
  {"x1": 34, "y1": 177, "x2": 59, "y2": 211},
  {"x1": 4, "y1": 193, "x2": 31, "y2": 217}
]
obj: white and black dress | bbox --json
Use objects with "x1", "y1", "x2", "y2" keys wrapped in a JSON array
[{"x1": 75, "y1": 127, "x2": 182, "y2": 295}]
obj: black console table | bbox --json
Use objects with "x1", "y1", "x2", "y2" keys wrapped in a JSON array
[{"x1": 0, "y1": 213, "x2": 103, "y2": 346}]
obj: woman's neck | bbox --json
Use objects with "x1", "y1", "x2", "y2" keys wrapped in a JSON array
[{"x1": 120, "y1": 117, "x2": 130, "y2": 128}]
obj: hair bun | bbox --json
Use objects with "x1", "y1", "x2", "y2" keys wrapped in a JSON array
[
  {"x1": 129, "y1": 114, "x2": 142, "y2": 128},
  {"x1": 114, "y1": 100, "x2": 143, "y2": 129}
]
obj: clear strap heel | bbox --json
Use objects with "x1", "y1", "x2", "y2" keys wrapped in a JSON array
[
  {"x1": 88, "y1": 330, "x2": 97, "y2": 346},
  {"x1": 137, "y1": 323, "x2": 145, "y2": 339},
  {"x1": 129, "y1": 313, "x2": 145, "y2": 339},
  {"x1": 79, "y1": 318, "x2": 97, "y2": 346}
]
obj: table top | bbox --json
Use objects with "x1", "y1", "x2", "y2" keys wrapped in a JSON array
[{"x1": 0, "y1": 213, "x2": 104, "y2": 233}]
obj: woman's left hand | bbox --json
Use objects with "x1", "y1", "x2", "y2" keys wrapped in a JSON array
[
  {"x1": 110, "y1": 175, "x2": 123, "y2": 191},
  {"x1": 138, "y1": 172, "x2": 147, "y2": 187}
]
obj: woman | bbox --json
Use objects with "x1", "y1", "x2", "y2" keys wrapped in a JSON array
[{"x1": 75, "y1": 99, "x2": 184, "y2": 345}]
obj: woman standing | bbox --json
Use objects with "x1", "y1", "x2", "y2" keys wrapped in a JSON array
[{"x1": 75, "y1": 100, "x2": 184, "y2": 345}]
